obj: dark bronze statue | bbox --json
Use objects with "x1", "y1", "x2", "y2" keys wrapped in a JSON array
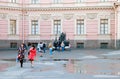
[
  {"x1": 53, "y1": 32, "x2": 69, "y2": 50},
  {"x1": 59, "y1": 32, "x2": 66, "y2": 42}
]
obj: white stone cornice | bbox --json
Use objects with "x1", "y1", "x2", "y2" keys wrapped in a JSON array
[
  {"x1": 25, "y1": 6, "x2": 113, "y2": 11},
  {"x1": 0, "y1": 6, "x2": 113, "y2": 11},
  {"x1": 0, "y1": 6, "x2": 22, "y2": 11}
]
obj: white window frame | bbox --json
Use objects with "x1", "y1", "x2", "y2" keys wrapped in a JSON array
[
  {"x1": 99, "y1": 19, "x2": 110, "y2": 34},
  {"x1": 100, "y1": 0, "x2": 108, "y2": 2},
  {"x1": 76, "y1": 0, "x2": 85, "y2": 3},
  {"x1": 30, "y1": 20, "x2": 40, "y2": 35},
  {"x1": 76, "y1": 19, "x2": 86, "y2": 35},
  {"x1": 53, "y1": 20, "x2": 62, "y2": 35},
  {"x1": 9, "y1": 19, "x2": 18, "y2": 35},
  {"x1": 31, "y1": 0, "x2": 39, "y2": 4},
  {"x1": 11, "y1": 0, "x2": 17, "y2": 3},
  {"x1": 53, "y1": 0, "x2": 62, "y2": 4}
]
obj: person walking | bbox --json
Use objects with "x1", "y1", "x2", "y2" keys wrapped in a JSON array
[
  {"x1": 37, "y1": 42, "x2": 43, "y2": 57},
  {"x1": 18, "y1": 43, "x2": 26, "y2": 68},
  {"x1": 28, "y1": 45, "x2": 36, "y2": 68},
  {"x1": 43, "y1": 42, "x2": 46, "y2": 53},
  {"x1": 61, "y1": 41, "x2": 65, "y2": 52},
  {"x1": 48, "y1": 43, "x2": 53, "y2": 56},
  {"x1": 58, "y1": 39, "x2": 61, "y2": 51}
]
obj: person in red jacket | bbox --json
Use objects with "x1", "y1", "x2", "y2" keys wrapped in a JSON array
[{"x1": 28, "y1": 45, "x2": 36, "y2": 67}]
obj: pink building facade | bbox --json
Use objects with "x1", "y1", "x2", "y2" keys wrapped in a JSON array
[{"x1": 0, "y1": 0, "x2": 119, "y2": 49}]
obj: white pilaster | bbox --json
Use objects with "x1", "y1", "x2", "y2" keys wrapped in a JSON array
[{"x1": 117, "y1": 8, "x2": 120, "y2": 39}]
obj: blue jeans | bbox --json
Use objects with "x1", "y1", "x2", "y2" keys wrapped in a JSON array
[
  {"x1": 49, "y1": 48, "x2": 53, "y2": 55},
  {"x1": 61, "y1": 47, "x2": 64, "y2": 52}
]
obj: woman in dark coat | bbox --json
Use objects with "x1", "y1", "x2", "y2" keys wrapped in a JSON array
[{"x1": 18, "y1": 43, "x2": 26, "y2": 68}]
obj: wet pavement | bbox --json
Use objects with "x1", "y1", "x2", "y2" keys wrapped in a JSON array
[{"x1": 0, "y1": 49, "x2": 120, "y2": 79}]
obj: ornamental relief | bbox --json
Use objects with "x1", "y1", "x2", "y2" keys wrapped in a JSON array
[
  {"x1": 18, "y1": 14, "x2": 21, "y2": 20},
  {"x1": 105, "y1": 15, "x2": 110, "y2": 19},
  {"x1": 87, "y1": 13, "x2": 97, "y2": 19},
  {"x1": 110, "y1": 13, "x2": 115, "y2": 19},
  {"x1": 8, "y1": 14, "x2": 18, "y2": 19},
  {"x1": 51, "y1": 14, "x2": 62, "y2": 20},
  {"x1": 52, "y1": 16, "x2": 62, "y2": 20},
  {"x1": 41, "y1": 14, "x2": 51, "y2": 20},
  {"x1": 76, "y1": 15, "x2": 86, "y2": 19},
  {"x1": 24, "y1": 15, "x2": 29, "y2": 20},
  {"x1": 18, "y1": 14, "x2": 30, "y2": 20},
  {"x1": 0, "y1": 13, "x2": 7, "y2": 19},
  {"x1": 64, "y1": 14, "x2": 74, "y2": 20},
  {"x1": 98, "y1": 14, "x2": 110, "y2": 19},
  {"x1": 30, "y1": 16, "x2": 40, "y2": 20}
]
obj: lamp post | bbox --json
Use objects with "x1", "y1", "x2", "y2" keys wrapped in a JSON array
[
  {"x1": 113, "y1": 2, "x2": 118, "y2": 49},
  {"x1": 22, "y1": 0, "x2": 25, "y2": 43}
]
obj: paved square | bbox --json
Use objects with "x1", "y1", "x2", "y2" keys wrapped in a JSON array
[{"x1": 0, "y1": 49, "x2": 120, "y2": 79}]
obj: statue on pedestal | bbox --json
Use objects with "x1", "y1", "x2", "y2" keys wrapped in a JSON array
[
  {"x1": 59, "y1": 32, "x2": 66, "y2": 42},
  {"x1": 53, "y1": 32, "x2": 70, "y2": 50}
]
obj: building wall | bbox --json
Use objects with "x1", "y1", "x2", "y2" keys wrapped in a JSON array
[{"x1": 0, "y1": 0, "x2": 118, "y2": 49}]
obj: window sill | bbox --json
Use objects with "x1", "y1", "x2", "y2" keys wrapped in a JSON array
[
  {"x1": 28, "y1": 34, "x2": 40, "y2": 36},
  {"x1": 8, "y1": 34, "x2": 19, "y2": 36},
  {"x1": 8, "y1": 34, "x2": 19, "y2": 40},
  {"x1": 74, "y1": 34, "x2": 87, "y2": 36},
  {"x1": 98, "y1": 34, "x2": 112, "y2": 36}
]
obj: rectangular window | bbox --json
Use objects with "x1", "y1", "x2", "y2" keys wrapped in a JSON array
[
  {"x1": 31, "y1": 42, "x2": 38, "y2": 47},
  {"x1": 53, "y1": 0, "x2": 61, "y2": 4},
  {"x1": 31, "y1": 20, "x2": 39, "y2": 35},
  {"x1": 100, "y1": 19, "x2": 108, "y2": 34},
  {"x1": 54, "y1": 20, "x2": 61, "y2": 34},
  {"x1": 100, "y1": 43, "x2": 108, "y2": 49},
  {"x1": 100, "y1": 0, "x2": 108, "y2": 2},
  {"x1": 11, "y1": 0, "x2": 16, "y2": 3},
  {"x1": 31, "y1": 0, "x2": 39, "y2": 4},
  {"x1": 10, "y1": 20, "x2": 16, "y2": 35},
  {"x1": 77, "y1": 43, "x2": 84, "y2": 48},
  {"x1": 76, "y1": 0, "x2": 85, "y2": 3},
  {"x1": 76, "y1": 19, "x2": 85, "y2": 35},
  {"x1": 10, "y1": 42, "x2": 17, "y2": 48}
]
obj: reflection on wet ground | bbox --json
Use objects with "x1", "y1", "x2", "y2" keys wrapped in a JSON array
[
  {"x1": 0, "y1": 57, "x2": 120, "y2": 77},
  {"x1": 0, "y1": 62, "x2": 15, "y2": 72},
  {"x1": 0, "y1": 58, "x2": 16, "y2": 61},
  {"x1": 65, "y1": 58, "x2": 120, "y2": 76},
  {"x1": 1, "y1": 49, "x2": 120, "y2": 79}
]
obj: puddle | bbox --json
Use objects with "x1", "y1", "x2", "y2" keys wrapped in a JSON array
[
  {"x1": 0, "y1": 58, "x2": 120, "y2": 77},
  {"x1": 31, "y1": 67, "x2": 54, "y2": 72},
  {"x1": 0, "y1": 58, "x2": 16, "y2": 62},
  {"x1": 0, "y1": 58, "x2": 27, "y2": 62},
  {"x1": 94, "y1": 75, "x2": 120, "y2": 78},
  {"x1": 65, "y1": 59, "x2": 120, "y2": 76},
  {"x1": 0, "y1": 63, "x2": 16, "y2": 72}
]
